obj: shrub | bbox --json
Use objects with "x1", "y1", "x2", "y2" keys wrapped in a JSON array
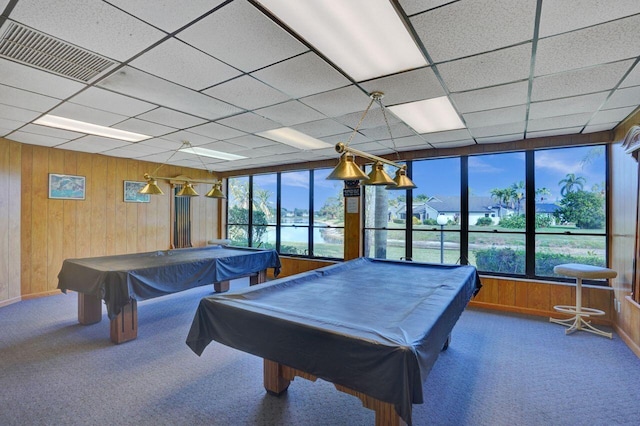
[
  {"x1": 499, "y1": 214, "x2": 525, "y2": 228},
  {"x1": 392, "y1": 218, "x2": 405, "y2": 224},
  {"x1": 423, "y1": 218, "x2": 437, "y2": 225},
  {"x1": 475, "y1": 217, "x2": 493, "y2": 226}
]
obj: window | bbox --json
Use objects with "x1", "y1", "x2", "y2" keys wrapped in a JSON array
[
  {"x1": 468, "y1": 152, "x2": 526, "y2": 275},
  {"x1": 281, "y1": 171, "x2": 310, "y2": 255},
  {"x1": 227, "y1": 176, "x2": 249, "y2": 247},
  {"x1": 174, "y1": 186, "x2": 192, "y2": 248},
  {"x1": 534, "y1": 146, "x2": 607, "y2": 278},
  {"x1": 411, "y1": 157, "x2": 460, "y2": 264},
  {"x1": 252, "y1": 174, "x2": 277, "y2": 248},
  {"x1": 313, "y1": 169, "x2": 344, "y2": 258}
]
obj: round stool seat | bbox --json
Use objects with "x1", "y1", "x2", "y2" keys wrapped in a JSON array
[{"x1": 553, "y1": 263, "x2": 617, "y2": 280}]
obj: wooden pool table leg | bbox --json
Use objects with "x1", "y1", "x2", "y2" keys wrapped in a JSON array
[
  {"x1": 109, "y1": 299, "x2": 137, "y2": 344},
  {"x1": 213, "y1": 281, "x2": 230, "y2": 292},
  {"x1": 78, "y1": 293, "x2": 102, "y2": 325},
  {"x1": 250, "y1": 269, "x2": 267, "y2": 286},
  {"x1": 263, "y1": 359, "x2": 406, "y2": 425}
]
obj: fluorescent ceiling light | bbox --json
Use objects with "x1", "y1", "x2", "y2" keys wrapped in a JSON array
[
  {"x1": 179, "y1": 146, "x2": 246, "y2": 161},
  {"x1": 389, "y1": 97, "x2": 465, "y2": 134},
  {"x1": 257, "y1": 128, "x2": 332, "y2": 150},
  {"x1": 256, "y1": 0, "x2": 427, "y2": 81},
  {"x1": 33, "y1": 114, "x2": 150, "y2": 142}
]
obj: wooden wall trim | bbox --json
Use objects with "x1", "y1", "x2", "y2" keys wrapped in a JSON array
[{"x1": 0, "y1": 296, "x2": 21, "y2": 308}]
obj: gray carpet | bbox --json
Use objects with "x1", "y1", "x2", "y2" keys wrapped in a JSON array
[{"x1": 1, "y1": 279, "x2": 639, "y2": 426}]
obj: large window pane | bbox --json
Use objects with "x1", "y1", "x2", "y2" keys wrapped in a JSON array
[
  {"x1": 227, "y1": 177, "x2": 249, "y2": 246},
  {"x1": 313, "y1": 168, "x2": 344, "y2": 258},
  {"x1": 281, "y1": 171, "x2": 309, "y2": 255},
  {"x1": 363, "y1": 229, "x2": 406, "y2": 259},
  {"x1": 468, "y1": 152, "x2": 526, "y2": 273},
  {"x1": 535, "y1": 235, "x2": 606, "y2": 276},
  {"x1": 412, "y1": 157, "x2": 460, "y2": 263},
  {"x1": 252, "y1": 174, "x2": 277, "y2": 248}
]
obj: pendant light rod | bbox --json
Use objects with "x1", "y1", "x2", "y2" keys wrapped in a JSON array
[
  {"x1": 142, "y1": 173, "x2": 221, "y2": 185},
  {"x1": 334, "y1": 142, "x2": 407, "y2": 171}
]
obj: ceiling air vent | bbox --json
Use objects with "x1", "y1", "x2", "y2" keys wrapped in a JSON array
[{"x1": 0, "y1": 22, "x2": 115, "y2": 82}]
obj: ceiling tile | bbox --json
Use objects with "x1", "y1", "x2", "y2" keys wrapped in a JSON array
[
  {"x1": 0, "y1": 104, "x2": 42, "y2": 122},
  {"x1": 360, "y1": 123, "x2": 416, "y2": 141},
  {"x1": 535, "y1": 15, "x2": 640, "y2": 76},
  {"x1": 216, "y1": 112, "x2": 281, "y2": 133},
  {"x1": 136, "y1": 107, "x2": 206, "y2": 128},
  {"x1": 0, "y1": 117, "x2": 24, "y2": 132},
  {"x1": 10, "y1": 0, "x2": 165, "y2": 61},
  {"x1": 438, "y1": 44, "x2": 532, "y2": 92},
  {"x1": 589, "y1": 106, "x2": 636, "y2": 125},
  {"x1": 130, "y1": 38, "x2": 242, "y2": 91},
  {"x1": 102, "y1": 146, "x2": 156, "y2": 159},
  {"x1": 382, "y1": 135, "x2": 429, "y2": 150},
  {"x1": 602, "y1": 85, "x2": 640, "y2": 110},
  {"x1": 251, "y1": 52, "x2": 350, "y2": 99},
  {"x1": 469, "y1": 122, "x2": 526, "y2": 138},
  {"x1": 56, "y1": 135, "x2": 131, "y2": 153},
  {"x1": 111, "y1": 118, "x2": 176, "y2": 137},
  {"x1": 359, "y1": 68, "x2": 446, "y2": 106},
  {"x1": 527, "y1": 112, "x2": 593, "y2": 132},
  {"x1": 463, "y1": 105, "x2": 527, "y2": 128},
  {"x1": 584, "y1": 122, "x2": 617, "y2": 133},
  {"x1": 19, "y1": 124, "x2": 83, "y2": 139},
  {"x1": 68, "y1": 87, "x2": 157, "y2": 116},
  {"x1": 529, "y1": 92, "x2": 609, "y2": 120},
  {"x1": 539, "y1": 0, "x2": 640, "y2": 37},
  {"x1": 399, "y1": 0, "x2": 456, "y2": 16},
  {"x1": 197, "y1": 141, "x2": 248, "y2": 154},
  {"x1": 176, "y1": 0, "x2": 307, "y2": 72},
  {"x1": 430, "y1": 139, "x2": 475, "y2": 148},
  {"x1": 225, "y1": 134, "x2": 274, "y2": 150},
  {"x1": 0, "y1": 84, "x2": 61, "y2": 112},
  {"x1": 49, "y1": 103, "x2": 128, "y2": 126},
  {"x1": 335, "y1": 106, "x2": 401, "y2": 130},
  {"x1": 526, "y1": 127, "x2": 584, "y2": 139},
  {"x1": 255, "y1": 101, "x2": 326, "y2": 126},
  {"x1": 97, "y1": 66, "x2": 242, "y2": 120},
  {"x1": 187, "y1": 122, "x2": 247, "y2": 140},
  {"x1": 620, "y1": 64, "x2": 640, "y2": 88},
  {"x1": 531, "y1": 60, "x2": 634, "y2": 102},
  {"x1": 422, "y1": 128, "x2": 473, "y2": 144},
  {"x1": 107, "y1": 0, "x2": 225, "y2": 33},
  {"x1": 322, "y1": 132, "x2": 371, "y2": 146},
  {"x1": 160, "y1": 130, "x2": 216, "y2": 146},
  {"x1": 203, "y1": 75, "x2": 291, "y2": 110},
  {"x1": 0, "y1": 58, "x2": 85, "y2": 99},
  {"x1": 475, "y1": 133, "x2": 523, "y2": 144},
  {"x1": 411, "y1": 0, "x2": 536, "y2": 63},
  {"x1": 450, "y1": 81, "x2": 529, "y2": 113},
  {"x1": 299, "y1": 86, "x2": 372, "y2": 117},
  {"x1": 137, "y1": 138, "x2": 183, "y2": 151},
  {"x1": 5, "y1": 130, "x2": 67, "y2": 147}
]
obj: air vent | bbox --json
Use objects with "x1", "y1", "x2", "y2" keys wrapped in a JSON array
[{"x1": 0, "y1": 22, "x2": 115, "y2": 82}]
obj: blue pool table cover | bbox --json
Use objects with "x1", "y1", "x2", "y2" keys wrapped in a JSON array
[
  {"x1": 57, "y1": 245, "x2": 281, "y2": 319},
  {"x1": 186, "y1": 257, "x2": 481, "y2": 425}
]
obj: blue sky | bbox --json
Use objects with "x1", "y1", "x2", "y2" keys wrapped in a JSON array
[{"x1": 238, "y1": 145, "x2": 606, "y2": 210}]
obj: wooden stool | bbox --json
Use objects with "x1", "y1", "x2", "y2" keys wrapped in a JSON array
[{"x1": 550, "y1": 263, "x2": 616, "y2": 339}]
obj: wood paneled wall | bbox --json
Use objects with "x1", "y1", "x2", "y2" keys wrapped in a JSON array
[
  {"x1": 611, "y1": 110, "x2": 640, "y2": 356},
  {"x1": 268, "y1": 256, "x2": 337, "y2": 280},
  {"x1": 0, "y1": 139, "x2": 21, "y2": 306},
  {"x1": 19, "y1": 143, "x2": 221, "y2": 298}
]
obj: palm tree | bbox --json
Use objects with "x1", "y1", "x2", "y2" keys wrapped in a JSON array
[
  {"x1": 510, "y1": 181, "x2": 525, "y2": 214},
  {"x1": 559, "y1": 173, "x2": 586, "y2": 197},
  {"x1": 535, "y1": 187, "x2": 551, "y2": 202}
]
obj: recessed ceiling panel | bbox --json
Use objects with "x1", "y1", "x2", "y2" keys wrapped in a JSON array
[
  {"x1": 422, "y1": 128, "x2": 473, "y2": 144},
  {"x1": 0, "y1": 57, "x2": 84, "y2": 99},
  {"x1": 359, "y1": 67, "x2": 445, "y2": 106},
  {"x1": 226, "y1": 134, "x2": 275, "y2": 150},
  {"x1": 300, "y1": 86, "x2": 372, "y2": 117},
  {"x1": 535, "y1": 15, "x2": 640, "y2": 76},
  {"x1": 216, "y1": 112, "x2": 281, "y2": 134},
  {"x1": 584, "y1": 123, "x2": 617, "y2": 133},
  {"x1": 203, "y1": 75, "x2": 290, "y2": 110},
  {"x1": 188, "y1": 122, "x2": 246, "y2": 140},
  {"x1": 251, "y1": 52, "x2": 350, "y2": 99},
  {"x1": 531, "y1": 60, "x2": 634, "y2": 102},
  {"x1": 620, "y1": 64, "x2": 640, "y2": 88},
  {"x1": 590, "y1": 106, "x2": 636, "y2": 125},
  {"x1": 527, "y1": 112, "x2": 593, "y2": 132},
  {"x1": 0, "y1": 117, "x2": 25, "y2": 132},
  {"x1": 0, "y1": 84, "x2": 60, "y2": 112},
  {"x1": 9, "y1": 0, "x2": 165, "y2": 61},
  {"x1": 6, "y1": 130, "x2": 67, "y2": 147},
  {"x1": 602, "y1": 85, "x2": 640, "y2": 110},
  {"x1": 69, "y1": 87, "x2": 156, "y2": 116},
  {"x1": 97, "y1": 66, "x2": 242, "y2": 120},
  {"x1": 463, "y1": 105, "x2": 527, "y2": 128},
  {"x1": 107, "y1": 0, "x2": 224, "y2": 33},
  {"x1": 19, "y1": 124, "x2": 83, "y2": 139},
  {"x1": 161, "y1": 130, "x2": 216, "y2": 146},
  {"x1": 56, "y1": 135, "x2": 130, "y2": 153},
  {"x1": 411, "y1": 0, "x2": 536, "y2": 63},
  {"x1": 49, "y1": 103, "x2": 128, "y2": 126},
  {"x1": 450, "y1": 81, "x2": 529, "y2": 114},
  {"x1": 438, "y1": 44, "x2": 532, "y2": 92},
  {"x1": 360, "y1": 123, "x2": 416, "y2": 141},
  {"x1": 335, "y1": 106, "x2": 400, "y2": 130},
  {"x1": 529, "y1": 92, "x2": 609, "y2": 120},
  {"x1": 539, "y1": 0, "x2": 640, "y2": 38},
  {"x1": 176, "y1": 0, "x2": 307, "y2": 72},
  {"x1": 136, "y1": 107, "x2": 206, "y2": 128},
  {"x1": 469, "y1": 122, "x2": 525, "y2": 138},
  {"x1": 430, "y1": 139, "x2": 475, "y2": 149},
  {"x1": 130, "y1": 38, "x2": 242, "y2": 91},
  {"x1": 475, "y1": 133, "x2": 523, "y2": 144},
  {"x1": 0, "y1": 104, "x2": 42, "y2": 122},
  {"x1": 399, "y1": 0, "x2": 456, "y2": 16},
  {"x1": 291, "y1": 119, "x2": 354, "y2": 139},
  {"x1": 112, "y1": 118, "x2": 176, "y2": 137},
  {"x1": 255, "y1": 101, "x2": 326, "y2": 126},
  {"x1": 197, "y1": 141, "x2": 248, "y2": 154},
  {"x1": 526, "y1": 127, "x2": 584, "y2": 139}
]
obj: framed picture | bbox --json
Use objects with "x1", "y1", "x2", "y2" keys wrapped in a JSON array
[
  {"x1": 48, "y1": 174, "x2": 85, "y2": 200},
  {"x1": 124, "y1": 180, "x2": 150, "y2": 203}
]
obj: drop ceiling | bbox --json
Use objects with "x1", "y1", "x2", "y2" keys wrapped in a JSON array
[{"x1": 0, "y1": 0, "x2": 639, "y2": 173}]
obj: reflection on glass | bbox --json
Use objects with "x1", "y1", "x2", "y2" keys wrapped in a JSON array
[{"x1": 468, "y1": 233, "x2": 526, "y2": 274}]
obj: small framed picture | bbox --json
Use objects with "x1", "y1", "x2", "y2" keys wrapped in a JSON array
[
  {"x1": 48, "y1": 174, "x2": 85, "y2": 200},
  {"x1": 124, "y1": 180, "x2": 150, "y2": 203}
]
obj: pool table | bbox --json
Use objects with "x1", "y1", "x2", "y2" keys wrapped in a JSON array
[
  {"x1": 186, "y1": 257, "x2": 481, "y2": 425},
  {"x1": 58, "y1": 245, "x2": 281, "y2": 343}
]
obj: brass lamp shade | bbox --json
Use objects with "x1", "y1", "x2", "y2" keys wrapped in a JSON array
[
  {"x1": 387, "y1": 167, "x2": 417, "y2": 190},
  {"x1": 177, "y1": 182, "x2": 199, "y2": 197},
  {"x1": 364, "y1": 161, "x2": 396, "y2": 186},
  {"x1": 205, "y1": 183, "x2": 226, "y2": 199},
  {"x1": 139, "y1": 179, "x2": 164, "y2": 195},
  {"x1": 327, "y1": 153, "x2": 368, "y2": 180}
]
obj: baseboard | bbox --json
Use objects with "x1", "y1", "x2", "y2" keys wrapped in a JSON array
[
  {"x1": 469, "y1": 301, "x2": 612, "y2": 326},
  {"x1": 0, "y1": 296, "x2": 21, "y2": 308},
  {"x1": 21, "y1": 289, "x2": 63, "y2": 300},
  {"x1": 613, "y1": 323, "x2": 640, "y2": 358}
]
